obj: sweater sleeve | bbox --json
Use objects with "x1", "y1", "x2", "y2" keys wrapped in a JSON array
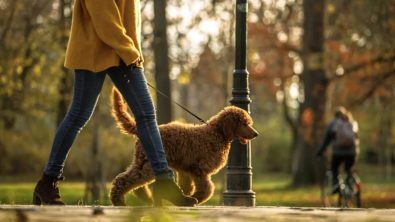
[
  {"x1": 316, "y1": 120, "x2": 335, "y2": 156},
  {"x1": 84, "y1": 0, "x2": 140, "y2": 65}
]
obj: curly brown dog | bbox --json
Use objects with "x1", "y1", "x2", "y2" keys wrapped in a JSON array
[{"x1": 109, "y1": 88, "x2": 258, "y2": 206}]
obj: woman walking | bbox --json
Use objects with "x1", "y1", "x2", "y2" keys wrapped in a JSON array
[{"x1": 33, "y1": 0, "x2": 197, "y2": 207}]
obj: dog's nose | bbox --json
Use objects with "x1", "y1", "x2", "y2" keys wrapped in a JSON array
[{"x1": 254, "y1": 132, "x2": 258, "y2": 137}]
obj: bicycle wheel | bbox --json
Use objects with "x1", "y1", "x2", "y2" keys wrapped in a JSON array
[
  {"x1": 349, "y1": 171, "x2": 362, "y2": 208},
  {"x1": 339, "y1": 171, "x2": 362, "y2": 208},
  {"x1": 338, "y1": 181, "x2": 350, "y2": 207}
]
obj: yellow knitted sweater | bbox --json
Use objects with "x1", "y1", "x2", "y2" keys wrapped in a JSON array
[{"x1": 64, "y1": 0, "x2": 143, "y2": 72}]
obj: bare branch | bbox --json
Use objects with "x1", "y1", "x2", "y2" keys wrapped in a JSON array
[
  {"x1": 330, "y1": 54, "x2": 395, "y2": 81},
  {"x1": 351, "y1": 69, "x2": 395, "y2": 107},
  {"x1": 345, "y1": 55, "x2": 395, "y2": 73}
]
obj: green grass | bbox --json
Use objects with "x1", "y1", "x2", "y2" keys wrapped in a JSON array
[
  {"x1": 0, "y1": 182, "x2": 148, "y2": 206},
  {"x1": 1, "y1": 173, "x2": 394, "y2": 208}
]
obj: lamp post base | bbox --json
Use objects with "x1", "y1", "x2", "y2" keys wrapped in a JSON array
[{"x1": 223, "y1": 190, "x2": 256, "y2": 206}]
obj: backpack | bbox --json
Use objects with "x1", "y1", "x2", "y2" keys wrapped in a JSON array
[{"x1": 334, "y1": 119, "x2": 356, "y2": 148}]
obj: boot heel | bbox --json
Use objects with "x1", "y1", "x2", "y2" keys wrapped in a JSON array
[
  {"x1": 153, "y1": 194, "x2": 162, "y2": 207},
  {"x1": 152, "y1": 179, "x2": 197, "y2": 207},
  {"x1": 33, "y1": 192, "x2": 42, "y2": 206}
]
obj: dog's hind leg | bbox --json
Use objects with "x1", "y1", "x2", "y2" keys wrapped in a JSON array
[
  {"x1": 177, "y1": 172, "x2": 195, "y2": 196},
  {"x1": 109, "y1": 162, "x2": 155, "y2": 206},
  {"x1": 190, "y1": 174, "x2": 215, "y2": 204}
]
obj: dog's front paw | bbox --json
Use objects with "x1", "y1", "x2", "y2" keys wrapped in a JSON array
[{"x1": 110, "y1": 195, "x2": 126, "y2": 206}]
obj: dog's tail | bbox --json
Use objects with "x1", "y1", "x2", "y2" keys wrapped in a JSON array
[{"x1": 111, "y1": 87, "x2": 137, "y2": 136}]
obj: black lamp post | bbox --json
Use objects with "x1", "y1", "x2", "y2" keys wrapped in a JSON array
[{"x1": 223, "y1": 0, "x2": 255, "y2": 206}]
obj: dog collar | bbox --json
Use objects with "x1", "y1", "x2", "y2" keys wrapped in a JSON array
[{"x1": 208, "y1": 124, "x2": 216, "y2": 130}]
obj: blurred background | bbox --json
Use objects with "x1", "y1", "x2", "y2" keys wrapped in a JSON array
[{"x1": 0, "y1": 0, "x2": 394, "y2": 208}]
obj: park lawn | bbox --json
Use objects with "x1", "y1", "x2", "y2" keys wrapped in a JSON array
[{"x1": 0, "y1": 175, "x2": 394, "y2": 208}]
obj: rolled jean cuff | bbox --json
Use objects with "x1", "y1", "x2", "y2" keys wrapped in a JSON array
[
  {"x1": 154, "y1": 169, "x2": 175, "y2": 180},
  {"x1": 43, "y1": 169, "x2": 61, "y2": 178}
]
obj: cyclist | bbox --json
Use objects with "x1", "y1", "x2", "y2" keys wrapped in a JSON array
[{"x1": 316, "y1": 107, "x2": 359, "y2": 194}]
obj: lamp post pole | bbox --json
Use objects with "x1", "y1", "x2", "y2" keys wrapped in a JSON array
[{"x1": 223, "y1": 0, "x2": 255, "y2": 206}]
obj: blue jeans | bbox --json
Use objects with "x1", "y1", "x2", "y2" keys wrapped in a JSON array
[{"x1": 43, "y1": 65, "x2": 174, "y2": 180}]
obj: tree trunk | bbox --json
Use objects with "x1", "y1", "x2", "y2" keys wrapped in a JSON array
[
  {"x1": 153, "y1": 0, "x2": 172, "y2": 124},
  {"x1": 0, "y1": 12, "x2": 35, "y2": 130},
  {"x1": 56, "y1": 71, "x2": 73, "y2": 127},
  {"x1": 56, "y1": 0, "x2": 73, "y2": 127},
  {"x1": 378, "y1": 99, "x2": 392, "y2": 181},
  {"x1": 281, "y1": 77, "x2": 298, "y2": 174},
  {"x1": 0, "y1": 138, "x2": 7, "y2": 174},
  {"x1": 386, "y1": 118, "x2": 392, "y2": 182},
  {"x1": 288, "y1": 126, "x2": 298, "y2": 174},
  {"x1": 219, "y1": 49, "x2": 232, "y2": 205},
  {"x1": 84, "y1": 106, "x2": 104, "y2": 204},
  {"x1": 0, "y1": 96, "x2": 16, "y2": 130},
  {"x1": 291, "y1": 0, "x2": 327, "y2": 186}
]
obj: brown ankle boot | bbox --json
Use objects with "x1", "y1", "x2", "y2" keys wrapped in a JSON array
[
  {"x1": 33, "y1": 173, "x2": 65, "y2": 205},
  {"x1": 153, "y1": 179, "x2": 197, "y2": 207}
]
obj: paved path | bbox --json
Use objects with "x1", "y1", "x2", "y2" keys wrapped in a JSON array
[{"x1": 1, "y1": 205, "x2": 395, "y2": 222}]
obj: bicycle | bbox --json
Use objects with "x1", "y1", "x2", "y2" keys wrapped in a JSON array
[{"x1": 321, "y1": 169, "x2": 362, "y2": 208}]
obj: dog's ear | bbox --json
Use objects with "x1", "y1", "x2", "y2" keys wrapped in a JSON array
[{"x1": 214, "y1": 107, "x2": 241, "y2": 140}]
